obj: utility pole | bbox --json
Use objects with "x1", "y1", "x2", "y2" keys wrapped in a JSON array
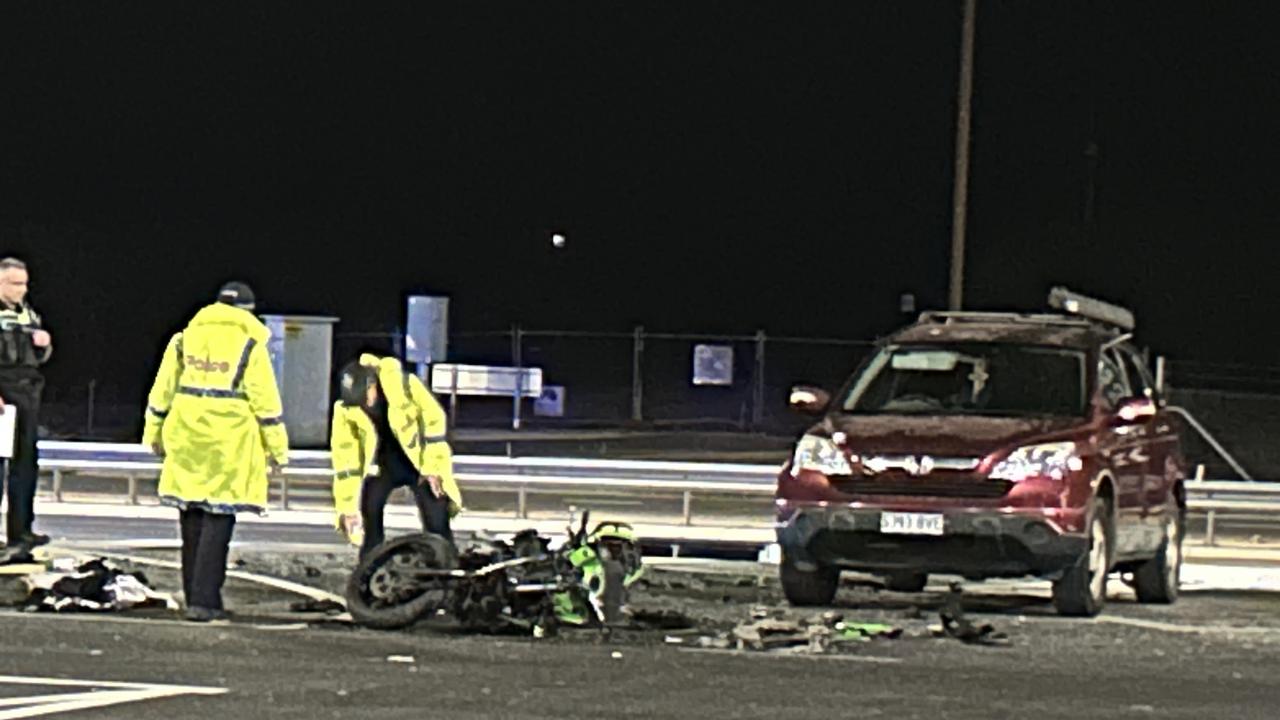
[{"x1": 948, "y1": 0, "x2": 977, "y2": 311}]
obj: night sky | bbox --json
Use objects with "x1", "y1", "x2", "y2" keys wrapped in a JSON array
[{"x1": 2, "y1": 2, "x2": 1278, "y2": 401}]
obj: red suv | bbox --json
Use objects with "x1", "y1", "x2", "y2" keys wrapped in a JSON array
[{"x1": 775, "y1": 288, "x2": 1186, "y2": 616}]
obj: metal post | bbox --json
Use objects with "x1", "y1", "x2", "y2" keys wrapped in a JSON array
[
  {"x1": 631, "y1": 325, "x2": 644, "y2": 423},
  {"x1": 517, "y1": 486, "x2": 528, "y2": 519},
  {"x1": 682, "y1": 490, "x2": 693, "y2": 526},
  {"x1": 511, "y1": 325, "x2": 523, "y2": 431},
  {"x1": 1197, "y1": 464, "x2": 1213, "y2": 544},
  {"x1": 127, "y1": 472, "x2": 138, "y2": 505},
  {"x1": 53, "y1": 469, "x2": 63, "y2": 502},
  {"x1": 280, "y1": 471, "x2": 291, "y2": 510},
  {"x1": 948, "y1": 0, "x2": 977, "y2": 311},
  {"x1": 752, "y1": 330, "x2": 766, "y2": 429},
  {"x1": 86, "y1": 379, "x2": 96, "y2": 436},
  {"x1": 449, "y1": 366, "x2": 459, "y2": 432}
]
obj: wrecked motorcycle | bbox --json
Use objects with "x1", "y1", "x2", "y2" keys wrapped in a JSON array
[{"x1": 344, "y1": 510, "x2": 644, "y2": 633}]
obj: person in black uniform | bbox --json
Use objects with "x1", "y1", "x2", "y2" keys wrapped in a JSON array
[{"x1": 0, "y1": 257, "x2": 52, "y2": 556}]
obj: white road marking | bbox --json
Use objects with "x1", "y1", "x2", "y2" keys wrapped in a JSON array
[
  {"x1": 0, "y1": 610, "x2": 316, "y2": 631},
  {"x1": 0, "y1": 675, "x2": 225, "y2": 720},
  {"x1": 1094, "y1": 615, "x2": 1280, "y2": 636},
  {"x1": 50, "y1": 549, "x2": 345, "y2": 605}
]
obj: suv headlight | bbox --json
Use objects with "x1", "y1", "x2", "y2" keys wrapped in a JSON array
[
  {"x1": 790, "y1": 434, "x2": 855, "y2": 477},
  {"x1": 989, "y1": 442, "x2": 1083, "y2": 482}
]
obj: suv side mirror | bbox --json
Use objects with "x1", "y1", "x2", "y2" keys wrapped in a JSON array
[
  {"x1": 789, "y1": 385, "x2": 831, "y2": 415},
  {"x1": 1113, "y1": 396, "x2": 1157, "y2": 426}
]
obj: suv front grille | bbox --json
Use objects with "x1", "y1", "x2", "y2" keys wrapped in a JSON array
[{"x1": 830, "y1": 473, "x2": 1012, "y2": 499}]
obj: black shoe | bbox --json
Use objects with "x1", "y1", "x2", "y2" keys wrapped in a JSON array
[
  {"x1": 185, "y1": 606, "x2": 216, "y2": 622},
  {"x1": 185, "y1": 606, "x2": 231, "y2": 623},
  {"x1": 15, "y1": 532, "x2": 49, "y2": 548}
]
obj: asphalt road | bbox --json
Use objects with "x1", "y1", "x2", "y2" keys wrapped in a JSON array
[
  {"x1": 3, "y1": 582, "x2": 1280, "y2": 720},
  {"x1": 6, "y1": 541, "x2": 1280, "y2": 720},
  {"x1": 5, "y1": 508, "x2": 1280, "y2": 719},
  {"x1": 28, "y1": 513, "x2": 348, "y2": 548}
]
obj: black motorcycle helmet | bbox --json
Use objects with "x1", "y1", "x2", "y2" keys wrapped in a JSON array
[{"x1": 338, "y1": 360, "x2": 378, "y2": 407}]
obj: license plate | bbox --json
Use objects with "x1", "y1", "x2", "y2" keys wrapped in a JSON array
[{"x1": 879, "y1": 512, "x2": 944, "y2": 536}]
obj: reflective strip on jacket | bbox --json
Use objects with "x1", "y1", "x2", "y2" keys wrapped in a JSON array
[
  {"x1": 0, "y1": 301, "x2": 52, "y2": 368},
  {"x1": 141, "y1": 302, "x2": 290, "y2": 513},
  {"x1": 330, "y1": 354, "x2": 460, "y2": 525}
]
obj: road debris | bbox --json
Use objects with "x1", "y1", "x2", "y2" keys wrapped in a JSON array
[
  {"x1": 936, "y1": 583, "x2": 1010, "y2": 646},
  {"x1": 289, "y1": 598, "x2": 347, "y2": 615},
  {"x1": 386, "y1": 655, "x2": 416, "y2": 664},
  {"x1": 701, "y1": 609, "x2": 905, "y2": 655},
  {"x1": 20, "y1": 558, "x2": 178, "y2": 613},
  {"x1": 626, "y1": 608, "x2": 696, "y2": 630}
]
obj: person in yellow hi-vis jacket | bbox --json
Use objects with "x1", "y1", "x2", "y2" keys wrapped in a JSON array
[
  {"x1": 141, "y1": 281, "x2": 289, "y2": 622},
  {"x1": 330, "y1": 352, "x2": 460, "y2": 560}
]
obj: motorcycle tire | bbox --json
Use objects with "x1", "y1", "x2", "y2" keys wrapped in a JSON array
[{"x1": 345, "y1": 533, "x2": 459, "y2": 630}]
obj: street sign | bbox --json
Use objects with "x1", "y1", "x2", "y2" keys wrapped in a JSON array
[
  {"x1": 692, "y1": 344, "x2": 733, "y2": 386},
  {"x1": 534, "y1": 385, "x2": 565, "y2": 417}
]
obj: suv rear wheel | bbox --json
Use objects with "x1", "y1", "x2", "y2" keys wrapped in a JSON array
[
  {"x1": 1134, "y1": 509, "x2": 1183, "y2": 604},
  {"x1": 780, "y1": 555, "x2": 839, "y2": 606},
  {"x1": 1053, "y1": 497, "x2": 1112, "y2": 617}
]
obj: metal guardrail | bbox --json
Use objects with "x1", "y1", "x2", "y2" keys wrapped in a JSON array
[
  {"x1": 31, "y1": 441, "x2": 1280, "y2": 542},
  {"x1": 35, "y1": 441, "x2": 777, "y2": 526},
  {"x1": 1187, "y1": 480, "x2": 1280, "y2": 545}
]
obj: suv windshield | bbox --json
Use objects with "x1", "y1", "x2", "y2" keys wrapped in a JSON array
[{"x1": 839, "y1": 343, "x2": 1087, "y2": 418}]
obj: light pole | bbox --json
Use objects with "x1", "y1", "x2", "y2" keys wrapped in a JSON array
[{"x1": 948, "y1": 0, "x2": 977, "y2": 311}]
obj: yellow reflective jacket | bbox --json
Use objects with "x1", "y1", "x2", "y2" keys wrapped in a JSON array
[
  {"x1": 142, "y1": 302, "x2": 290, "y2": 513},
  {"x1": 330, "y1": 354, "x2": 461, "y2": 525}
]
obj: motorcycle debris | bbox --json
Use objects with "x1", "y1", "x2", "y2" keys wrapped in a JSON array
[
  {"x1": 289, "y1": 598, "x2": 346, "y2": 615},
  {"x1": 386, "y1": 655, "x2": 416, "y2": 664}
]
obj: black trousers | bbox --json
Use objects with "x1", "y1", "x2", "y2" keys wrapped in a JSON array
[
  {"x1": 179, "y1": 507, "x2": 237, "y2": 610},
  {"x1": 359, "y1": 470, "x2": 453, "y2": 560},
  {"x1": 0, "y1": 373, "x2": 43, "y2": 543}
]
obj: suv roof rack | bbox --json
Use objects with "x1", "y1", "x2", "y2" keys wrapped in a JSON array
[
  {"x1": 916, "y1": 311, "x2": 1095, "y2": 328},
  {"x1": 1046, "y1": 286, "x2": 1135, "y2": 331},
  {"x1": 915, "y1": 287, "x2": 1136, "y2": 334}
]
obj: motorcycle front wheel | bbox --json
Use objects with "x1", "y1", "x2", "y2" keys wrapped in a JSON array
[{"x1": 345, "y1": 533, "x2": 458, "y2": 630}]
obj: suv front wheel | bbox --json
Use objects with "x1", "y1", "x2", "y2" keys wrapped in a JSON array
[
  {"x1": 780, "y1": 555, "x2": 839, "y2": 606},
  {"x1": 1053, "y1": 497, "x2": 1112, "y2": 617},
  {"x1": 1134, "y1": 508, "x2": 1184, "y2": 603}
]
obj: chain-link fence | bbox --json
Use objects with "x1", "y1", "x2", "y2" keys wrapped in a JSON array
[
  {"x1": 423, "y1": 328, "x2": 875, "y2": 431},
  {"x1": 42, "y1": 380, "x2": 141, "y2": 440}
]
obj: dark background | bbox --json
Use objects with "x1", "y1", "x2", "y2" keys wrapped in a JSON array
[{"x1": 2, "y1": 1, "x2": 1277, "y2": 414}]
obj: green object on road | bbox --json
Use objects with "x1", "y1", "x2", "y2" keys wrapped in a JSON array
[{"x1": 835, "y1": 622, "x2": 901, "y2": 640}]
